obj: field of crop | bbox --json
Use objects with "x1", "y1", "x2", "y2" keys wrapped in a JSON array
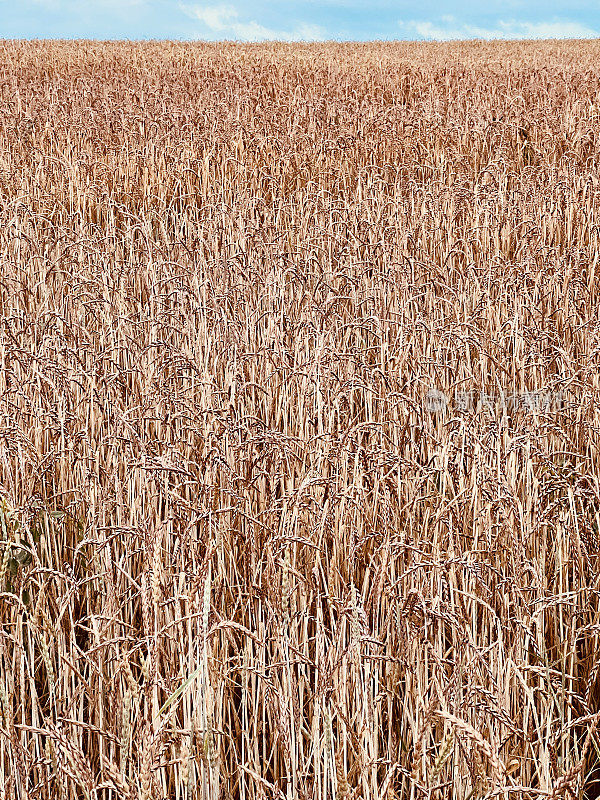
[{"x1": 2, "y1": 38, "x2": 600, "y2": 800}]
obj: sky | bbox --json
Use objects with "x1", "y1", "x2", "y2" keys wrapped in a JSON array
[{"x1": 2, "y1": 0, "x2": 600, "y2": 41}]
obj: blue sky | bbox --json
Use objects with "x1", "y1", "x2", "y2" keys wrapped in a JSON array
[{"x1": 2, "y1": 1, "x2": 600, "y2": 41}]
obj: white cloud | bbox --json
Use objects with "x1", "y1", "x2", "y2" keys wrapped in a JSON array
[
  {"x1": 180, "y1": 3, "x2": 326, "y2": 41},
  {"x1": 398, "y1": 16, "x2": 599, "y2": 41}
]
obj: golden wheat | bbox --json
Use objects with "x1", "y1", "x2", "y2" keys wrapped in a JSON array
[{"x1": 1, "y1": 38, "x2": 600, "y2": 799}]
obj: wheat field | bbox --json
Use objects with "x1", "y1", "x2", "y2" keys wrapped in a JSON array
[{"x1": 1, "y1": 38, "x2": 600, "y2": 800}]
